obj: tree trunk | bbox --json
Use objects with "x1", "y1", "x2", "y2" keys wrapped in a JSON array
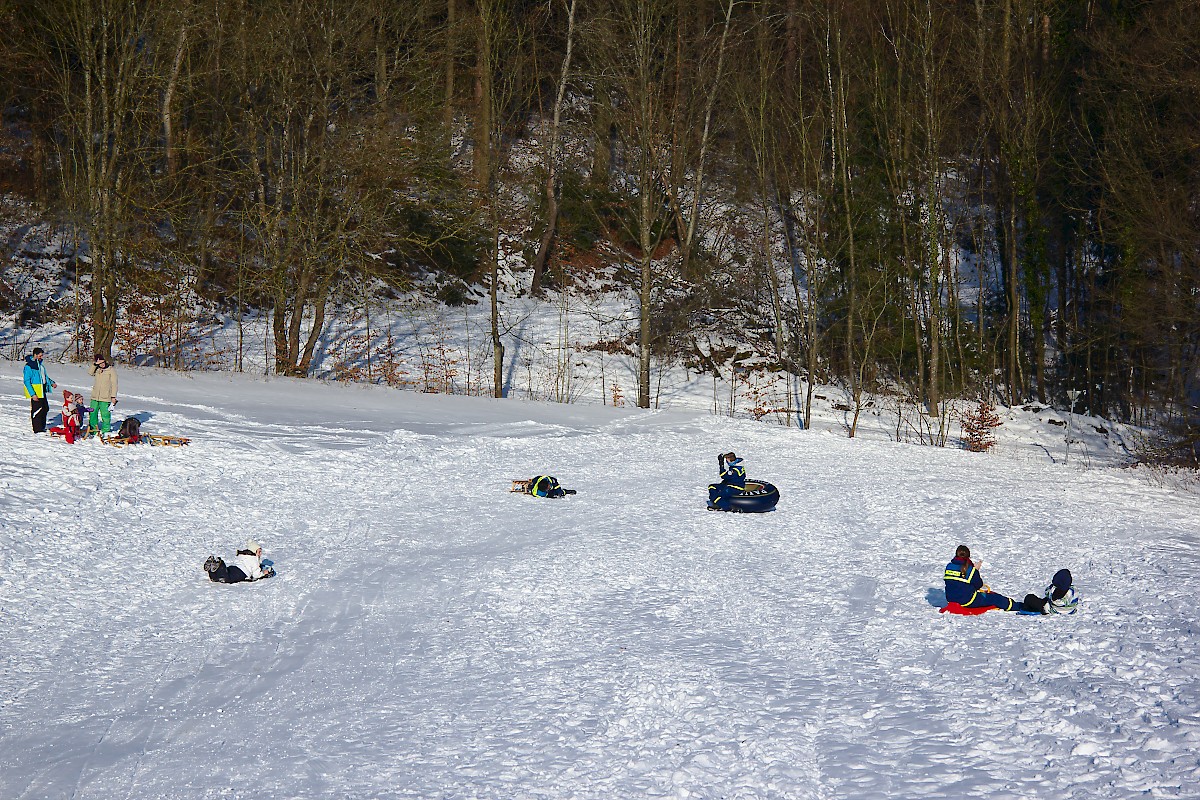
[
  {"x1": 492, "y1": 255, "x2": 505, "y2": 397},
  {"x1": 638, "y1": 185, "x2": 653, "y2": 409},
  {"x1": 530, "y1": 0, "x2": 578, "y2": 297},
  {"x1": 1006, "y1": 195, "x2": 1020, "y2": 405},
  {"x1": 472, "y1": 4, "x2": 490, "y2": 188},
  {"x1": 590, "y1": 100, "x2": 612, "y2": 187},
  {"x1": 679, "y1": 0, "x2": 735, "y2": 275},
  {"x1": 444, "y1": 0, "x2": 457, "y2": 135},
  {"x1": 162, "y1": 24, "x2": 187, "y2": 178}
]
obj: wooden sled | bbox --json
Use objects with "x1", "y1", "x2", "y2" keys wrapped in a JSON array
[
  {"x1": 101, "y1": 434, "x2": 191, "y2": 447},
  {"x1": 101, "y1": 435, "x2": 141, "y2": 447},
  {"x1": 147, "y1": 434, "x2": 190, "y2": 447}
]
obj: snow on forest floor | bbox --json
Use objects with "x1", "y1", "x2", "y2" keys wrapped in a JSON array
[{"x1": 1, "y1": 362, "x2": 1199, "y2": 799}]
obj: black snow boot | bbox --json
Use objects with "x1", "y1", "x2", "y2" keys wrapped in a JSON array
[{"x1": 1023, "y1": 593, "x2": 1049, "y2": 614}]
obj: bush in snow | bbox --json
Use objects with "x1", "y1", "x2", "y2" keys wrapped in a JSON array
[{"x1": 962, "y1": 400, "x2": 1002, "y2": 452}]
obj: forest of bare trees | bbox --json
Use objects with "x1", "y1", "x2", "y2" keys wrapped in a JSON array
[{"x1": 1, "y1": 0, "x2": 1197, "y2": 436}]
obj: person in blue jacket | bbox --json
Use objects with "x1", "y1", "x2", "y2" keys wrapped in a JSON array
[
  {"x1": 943, "y1": 544, "x2": 1025, "y2": 612},
  {"x1": 529, "y1": 475, "x2": 569, "y2": 497},
  {"x1": 22, "y1": 347, "x2": 57, "y2": 433},
  {"x1": 708, "y1": 452, "x2": 746, "y2": 511}
]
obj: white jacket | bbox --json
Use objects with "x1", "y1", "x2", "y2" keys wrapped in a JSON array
[
  {"x1": 1045, "y1": 584, "x2": 1080, "y2": 614},
  {"x1": 232, "y1": 550, "x2": 265, "y2": 581}
]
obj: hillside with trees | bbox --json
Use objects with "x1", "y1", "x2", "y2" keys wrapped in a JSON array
[{"x1": 1, "y1": 0, "x2": 1196, "y2": 451}]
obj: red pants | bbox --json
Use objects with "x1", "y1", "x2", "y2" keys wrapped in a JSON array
[{"x1": 50, "y1": 419, "x2": 81, "y2": 443}]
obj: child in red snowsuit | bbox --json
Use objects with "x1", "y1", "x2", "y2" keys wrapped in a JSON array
[{"x1": 50, "y1": 390, "x2": 87, "y2": 443}]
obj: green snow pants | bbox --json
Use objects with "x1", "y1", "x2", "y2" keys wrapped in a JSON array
[{"x1": 89, "y1": 400, "x2": 112, "y2": 435}]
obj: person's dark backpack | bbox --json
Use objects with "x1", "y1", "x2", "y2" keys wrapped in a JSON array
[{"x1": 118, "y1": 417, "x2": 141, "y2": 441}]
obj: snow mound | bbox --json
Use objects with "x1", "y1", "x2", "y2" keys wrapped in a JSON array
[{"x1": 2, "y1": 364, "x2": 1198, "y2": 799}]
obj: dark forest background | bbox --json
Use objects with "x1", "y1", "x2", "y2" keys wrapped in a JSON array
[{"x1": 0, "y1": 0, "x2": 1197, "y2": 442}]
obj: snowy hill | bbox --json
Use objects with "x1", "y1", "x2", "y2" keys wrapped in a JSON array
[{"x1": 2, "y1": 364, "x2": 1199, "y2": 799}]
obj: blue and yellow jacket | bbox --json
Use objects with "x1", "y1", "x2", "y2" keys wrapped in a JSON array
[
  {"x1": 944, "y1": 556, "x2": 983, "y2": 604},
  {"x1": 22, "y1": 355, "x2": 54, "y2": 399},
  {"x1": 530, "y1": 476, "x2": 566, "y2": 498},
  {"x1": 719, "y1": 458, "x2": 746, "y2": 489}
]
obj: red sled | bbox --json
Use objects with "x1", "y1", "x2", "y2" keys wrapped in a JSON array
[{"x1": 939, "y1": 602, "x2": 994, "y2": 615}]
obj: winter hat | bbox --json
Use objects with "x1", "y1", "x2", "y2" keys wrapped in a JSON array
[
  {"x1": 244, "y1": 538, "x2": 261, "y2": 553},
  {"x1": 1051, "y1": 569, "x2": 1073, "y2": 590}
]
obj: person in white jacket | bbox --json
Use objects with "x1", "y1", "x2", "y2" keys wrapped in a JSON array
[
  {"x1": 204, "y1": 539, "x2": 274, "y2": 583},
  {"x1": 88, "y1": 354, "x2": 118, "y2": 436},
  {"x1": 230, "y1": 539, "x2": 268, "y2": 581}
]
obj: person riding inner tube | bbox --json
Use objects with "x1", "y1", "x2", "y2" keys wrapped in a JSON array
[{"x1": 708, "y1": 452, "x2": 779, "y2": 512}]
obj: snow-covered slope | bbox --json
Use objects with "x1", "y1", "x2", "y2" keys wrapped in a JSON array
[{"x1": 2, "y1": 363, "x2": 1198, "y2": 799}]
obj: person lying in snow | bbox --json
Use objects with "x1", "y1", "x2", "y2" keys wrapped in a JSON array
[
  {"x1": 943, "y1": 544, "x2": 1025, "y2": 612},
  {"x1": 1023, "y1": 569, "x2": 1081, "y2": 615},
  {"x1": 708, "y1": 452, "x2": 746, "y2": 511},
  {"x1": 528, "y1": 475, "x2": 575, "y2": 497},
  {"x1": 204, "y1": 539, "x2": 275, "y2": 583}
]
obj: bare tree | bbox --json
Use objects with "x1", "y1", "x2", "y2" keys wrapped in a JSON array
[
  {"x1": 35, "y1": 0, "x2": 161, "y2": 360},
  {"x1": 673, "y1": 0, "x2": 736, "y2": 277},
  {"x1": 473, "y1": 0, "x2": 537, "y2": 397},
  {"x1": 529, "y1": 0, "x2": 579, "y2": 297},
  {"x1": 590, "y1": 0, "x2": 677, "y2": 408},
  {"x1": 222, "y1": 0, "x2": 382, "y2": 376}
]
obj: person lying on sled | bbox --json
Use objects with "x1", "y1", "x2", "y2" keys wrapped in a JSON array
[
  {"x1": 529, "y1": 475, "x2": 570, "y2": 497},
  {"x1": 943, "y1": 544, "x2": 1025, "y2": 612},
  {"x1": 1023, "y1": 568, "x2": 1081, "y2": 615},
  {"x1": 708, "y1": 452, "x2": 746, "y2": 510}
]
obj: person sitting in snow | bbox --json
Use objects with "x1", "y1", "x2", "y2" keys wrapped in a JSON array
[
  {"x1": 50, "y1": 390, "x2": 88, "y2": 443},
  {"x1": 708, "y1": 452, "x2": 746, "y2": 511},
  {"x1": 204, "y1": 539, "x2": 274, "y2": 583},
  {"x1": 943, "y1": 544, "x2": 1025, "y2": 612},
  {"x1": 1023, "y1": 569, "x2": 1081, "y2": 615}
]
